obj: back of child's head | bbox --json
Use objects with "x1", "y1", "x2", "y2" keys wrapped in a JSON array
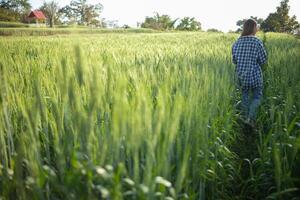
[{"x1": 242, "y1": 19, "x2": 257, "y2": 36}]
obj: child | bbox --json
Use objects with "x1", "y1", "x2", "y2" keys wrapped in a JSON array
[{"x1": 232, "y1": 19, "x2": 267, "y2": 127}]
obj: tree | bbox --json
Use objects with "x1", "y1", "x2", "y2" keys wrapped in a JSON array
[
  {"x1": 0, "y1": 0, "x2": 31, "y2": 22},
  {"x1": 40, "y1": 1, "x2": 60, "y2": 27},
  {"x1": 176, "y1": 17, "x2": 201, "y2": 31},
  {"x1": 59, "y1": 5, "x2": 76, "y2": 25},
  {"x1": 261, "y1": 0, "x2": 299, "y2": 33},
  {"x1": 106, "y1": 19, "x2": 118, "y2": 28},
  {"x1": 122, "y1": 24, "x2": 130, "y2": 29},
  {"x1": 141, "y1": 13, "x2": 177, "y2": 30},
  {"x1": 236, "y1": 16, "x2": 264, "y2": 32},
  {"x1": 207, "y1": 28, "x2": 222, "y2": 33},
  {"x1": 60, "y1": 0, "x2": 103, "y2": 26},
  {"x1": 90, "y1": 18, "x2": 106, "y2": 27},
  {"x1": 0, "y1": 7, "x2": 17, "y2": 21},
  {"x1": 0, "y1": 0, "x2": 31, "y2": 13}
]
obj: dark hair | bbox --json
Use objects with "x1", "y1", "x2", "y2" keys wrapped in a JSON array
[{"x1": 242, "y1": 19, "x2": 257, "y2": 36}]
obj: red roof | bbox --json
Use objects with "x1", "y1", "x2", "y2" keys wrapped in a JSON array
[{"x1": 28, "y1": 10, "x2": 46, "y2": 19}]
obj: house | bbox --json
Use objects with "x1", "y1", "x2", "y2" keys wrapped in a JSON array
[{"x1": 27, "y1": 10, "x2": 46, "y2": 25}]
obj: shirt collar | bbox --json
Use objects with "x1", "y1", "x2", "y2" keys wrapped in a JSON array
[{"x1": 240, "y1": 35, "x2": 257, "y2": 38}]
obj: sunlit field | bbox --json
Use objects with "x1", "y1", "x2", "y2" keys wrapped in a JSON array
[{"x1": 0, "y1": 32, "x2": 299, "y2": 199}]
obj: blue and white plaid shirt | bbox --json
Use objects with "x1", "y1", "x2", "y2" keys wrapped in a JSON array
[{"x1": 232, "y1": 35, "x2": 267, "y2": 89}]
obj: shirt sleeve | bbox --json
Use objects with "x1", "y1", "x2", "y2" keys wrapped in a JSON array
[
  {"x1": 257, "y1": 42, "x2": 267, "y2": 66},
  {"x1": 232, "y1": 45, "x2": 237, "y2": 65}
]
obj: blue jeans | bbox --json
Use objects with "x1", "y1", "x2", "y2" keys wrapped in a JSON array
[{"x1": 241, "y1": 87, "x2": 263, "y2": 120}]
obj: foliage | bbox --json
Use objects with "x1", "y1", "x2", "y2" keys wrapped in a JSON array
[
  {"x1": 176, "y1": 17, "x2": 201, "y2": 31},
  {"x1": 106, "y1": 19, "x2": 119, "y2": 28},
  {"x1": 261, "y1": 0, "x2": 299, "y2": 33},
  {"x1": 236, "y1": 16, "x2": 264, "y2": 32},
  {"x1": 122, "y1": 24, "x2": 130, "y2": 29},
  {"x1": 141, "y1": 14, "x2": 202, "y2": 31},
  {"x1": 141, "y1": 13, "x2": 177, "y2": 30},
  {"x1": 60, "y1": 0, "x2": 103, "y2": 26},
  {"x1": 0, "y1": 0, "x2": 31, "y2": 13},
  {"x1": 0, "y1": 0, "x2": 31, "y2": 22},
  {"x1": 39, "y1": 0, "x2": 60, "y2": 28},
  {"x1": 0, "y1": 32, "x2": 299, "y2": 199},
  {"x1": 0, "y1": 7, "x2": 18, "y2": 21},
  {"x1": 0, "y1": 20, "x2": 29, "y2": 27},
  {"x1": 206, "y1": 28, "x2": 222, "y2": 33},
  {"x1": 122, "y1": 24, "x2": 131, "y2": 29}
]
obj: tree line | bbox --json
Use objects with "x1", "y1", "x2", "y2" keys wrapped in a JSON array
[
  {"x1": 0, "y1": 0, "x2": 105, "y2": 27},
  {"x1": 0, "y1": 0, "x2": 31, "y2": 22},
  {"x1": 142, "y1": 0, "x2": 299, "y2": 34},
  {"x1": 0, "y1": 0, "x2": 299, "y2": 33},
  {"x1": 235, "y1": 0, "x2": 299, "y2": 33},
  {"x1": 140, "y1": 13, "x2": 201, "y2": 31}
]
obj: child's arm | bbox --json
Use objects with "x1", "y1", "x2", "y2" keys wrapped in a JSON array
[
  {"x1": 257, "y1": 42, "x2": 267, "y2": 66},
  {"x1": 232, "y1": 45, "x2": 237, "y2": 65}
]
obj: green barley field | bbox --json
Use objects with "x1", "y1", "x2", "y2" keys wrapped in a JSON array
[{"x1": 0, "y1": 32, "x2": 299, "y2": 199}]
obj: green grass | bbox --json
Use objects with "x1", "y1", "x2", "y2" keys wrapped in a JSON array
[
  {"x1": 0, "y1": 21, "x2": 30, "y2": 28},
  {"x1": 0, "y1": 32, "x2": 299, "y2": 199},
  {"x1": 0, "y1": 27, "x2": 159, "y2": 36}
]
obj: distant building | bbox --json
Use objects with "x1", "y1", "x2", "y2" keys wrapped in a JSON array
[{"x1": 27, "y1": 10, "x2": 46, "y2": 25}]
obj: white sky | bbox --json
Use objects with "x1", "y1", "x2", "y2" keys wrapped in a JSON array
[{"x1": 30, "y1": 0, "x2": 300, "y2": 31}]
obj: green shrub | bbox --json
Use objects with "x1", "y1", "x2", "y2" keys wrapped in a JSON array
[{"x1": 0, "y1": 21, "x2": 29, "y2": 28}]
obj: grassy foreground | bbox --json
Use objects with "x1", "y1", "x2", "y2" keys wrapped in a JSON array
[{"x1": 0, "y1": 32, "x2": 299, "y2": 199}]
